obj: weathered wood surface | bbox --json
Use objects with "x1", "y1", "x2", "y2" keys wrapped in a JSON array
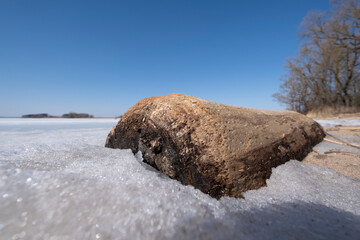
[{"x1": 106, "y1": 94, "x2": 325, "y2": 198}]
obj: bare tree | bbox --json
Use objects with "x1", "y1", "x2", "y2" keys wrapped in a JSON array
[{"x1": 274, "y1": 0, "x2": 360, "y2": 114}]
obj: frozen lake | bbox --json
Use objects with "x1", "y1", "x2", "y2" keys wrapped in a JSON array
[{"x1": 0, "y1": 118, "x2": 359, "y2": 239}]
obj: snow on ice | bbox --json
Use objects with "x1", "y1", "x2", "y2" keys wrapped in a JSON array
[{"x1": 0, "y1": 118, "x2": 359, "y2": 239}]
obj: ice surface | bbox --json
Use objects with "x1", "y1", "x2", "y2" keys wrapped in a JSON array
[
  {"x1": 0, "y1": 118, "x2": 119, "y2": 131},
  {"x1": 0, "y1": 119, "x2": 359, "y2": 239},
  {"x1": 313, "y1": 119, "x2": 360, "y2": 156},
  {"x1": 313, "y1": 134, "x2": 360, "y2": 156},
  {"x1": 316, "y1": 118, "x2": 360, "y2": 127}
]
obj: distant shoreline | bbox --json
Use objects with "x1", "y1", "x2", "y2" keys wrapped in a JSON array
[
  {"x1": 22, "y1": 113, "x2": 94, "y2": 119},
  {"x1": 0, "y1": 117, "x2": 120, "y2": 119},
  {"x1": 20, "y1": 113, "x2": 122, "y2": 119}
]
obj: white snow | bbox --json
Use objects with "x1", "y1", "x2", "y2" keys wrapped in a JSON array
[{"x1": 0, "y1": 118, "x2": 359, "y2": 240}]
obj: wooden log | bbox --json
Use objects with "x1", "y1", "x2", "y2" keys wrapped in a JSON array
[{"x1": 105, "y1": 94, "x2": 325, "y2": 198}]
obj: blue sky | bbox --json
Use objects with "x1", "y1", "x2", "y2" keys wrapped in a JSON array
[{"x1": 0, "y1": 0, "x2": 330, "y2": 117}]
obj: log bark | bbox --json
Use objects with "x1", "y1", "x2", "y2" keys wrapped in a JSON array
[{"x1": 105, "y1": 94, "x2": 325, "y2": 198}]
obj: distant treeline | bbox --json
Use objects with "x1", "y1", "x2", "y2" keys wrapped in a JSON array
[
  {"x1": 274, "y1": 0, "x2": 360, "y2": 114},
  {"x1": 22, "y1": 112, "x2": 94, "y2": 118}
]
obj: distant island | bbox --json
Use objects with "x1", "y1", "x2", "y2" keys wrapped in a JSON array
[
  {"x1": 22, "y1": 113, "x2": 56, "y2": 118},
  {"x1": 61, "y1": 113, "x2": 94, "y2": 118},
  {"x1": 22, "y1": 112, "x2": 94, "y2": 118}
]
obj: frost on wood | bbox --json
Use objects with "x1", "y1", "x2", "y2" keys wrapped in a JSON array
[{"x1": 105, "y1": 94, "x2": 325, "y2": 198}]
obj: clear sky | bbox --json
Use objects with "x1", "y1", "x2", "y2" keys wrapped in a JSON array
[{"x1": 0, "y1": 0, "x2": 331, "y2": 117}]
